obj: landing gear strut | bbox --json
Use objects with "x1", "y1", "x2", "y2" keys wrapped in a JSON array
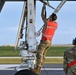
[{"x1": 15, "y1": 69, "x2": 38, "y2": 75}]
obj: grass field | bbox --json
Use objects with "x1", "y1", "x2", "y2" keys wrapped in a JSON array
[
  {"x1": 0, "y1": 46, "x2": 19, "y2": 56},
  {"x1": 0, "y1": 58, "x2": 63, "y2": 64},
  {"x1": 0, "y1": 46, "x2": 70, "y2": 56},
  {"x1": 0, "y1": 46, "x2": 70, "y2": 64}
]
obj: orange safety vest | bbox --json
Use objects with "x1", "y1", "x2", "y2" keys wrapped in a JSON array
[{"x1": 42, "y1": 20, "x2": 58, "y2": 41}]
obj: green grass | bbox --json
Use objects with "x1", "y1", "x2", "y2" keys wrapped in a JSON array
[
  {"x1": 0, "y1": 46, "x2": 19, "y2": 56},
  {"x1": 0, "y1": 46, "x2": 69, "y2": 56},
  {"x1": 0, "y1": 46, "x2": 69, "y2": 64},
  {"x1": 46, "y1": 46, "x2": 68, "y2": 56}
]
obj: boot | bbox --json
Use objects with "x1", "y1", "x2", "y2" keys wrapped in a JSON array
[{"x1": 30, "y1": 66, "x2": 41, "y2": 74}]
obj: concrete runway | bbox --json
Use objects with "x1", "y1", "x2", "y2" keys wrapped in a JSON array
[{"x1": 0, "y1": 64, "x2": 66, "y2": 75}]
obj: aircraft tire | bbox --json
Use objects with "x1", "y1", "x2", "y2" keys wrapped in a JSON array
[{"x1": 15, "y1": 69, "x2": 38, "y2": 75}]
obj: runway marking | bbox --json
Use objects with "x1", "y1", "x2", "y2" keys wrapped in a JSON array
[
  {"x1": 0, "y1": 64, "x2": 63, "y2": 70},
  {"x1": 0, "y1": 56, "x2": 63, "y2": 59},
  {"x1": 0, "y1": 68, "x2": 63, "y2": 70},
  {"x1": 42, "y1": 68, "x2": 63, "y2": 70}
]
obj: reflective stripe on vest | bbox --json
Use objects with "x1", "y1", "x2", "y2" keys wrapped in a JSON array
[
  {"x1": 68, "y1": 60, "x2": 76, "y2": 67},
  {"x1": 42, "y1": 20, "x2": 58, "y2": 40},
  {"x1": 47, "y1": 25, "x2": 56, "y2": 29},
  {"x1": 42, "y1": 33, "x2": 53, "y2": 38}
]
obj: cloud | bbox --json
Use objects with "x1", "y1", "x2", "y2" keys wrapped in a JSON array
[{"x1": 0, "y1": 26, "x2": 18, "y2": 32}]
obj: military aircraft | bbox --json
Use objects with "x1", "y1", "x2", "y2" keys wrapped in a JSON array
[
  {"x1": 0, "y1": 0, "x2": 75, "y2": 12},
  {"x1": 0, "y1": 0, "x2": 75, "y2": 75}
]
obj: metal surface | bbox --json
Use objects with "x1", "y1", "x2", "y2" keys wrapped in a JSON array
[
  {"x1": 0, "y1": 0, "x2": 5, "y2": 12},
  {"x1": 0, "y1": 0, "x2": 76, "y2": 1},
  {"x1": 0, "y1": 0, "x2": 75, "y2": 12},
  {"x1": 15, "y1": 2, "x2": 26, "y2": 50},
  {"x1": 54, "y1": 0, "x2": 66, "y2": 14}
]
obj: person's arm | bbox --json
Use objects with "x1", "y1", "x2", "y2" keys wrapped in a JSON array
[{"x1": 41, "y1": 4, "x2": 47, "y2": 25}]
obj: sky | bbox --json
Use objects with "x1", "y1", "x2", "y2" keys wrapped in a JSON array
[{"x1": 0, "y1": 1, "x2": 76, "y2": 46}]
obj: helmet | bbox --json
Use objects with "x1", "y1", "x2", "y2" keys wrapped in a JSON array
[{"x1": 72, "y1": 37, "x2": 76, "y2": 45}]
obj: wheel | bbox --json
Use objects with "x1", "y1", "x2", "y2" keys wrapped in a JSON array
[{"x1": 15, "y1": 69, "x2": 38, "y2": 75}]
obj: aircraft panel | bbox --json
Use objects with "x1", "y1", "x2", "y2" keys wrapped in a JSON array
[
  {"x1": 0, "y1": 0, "x2": 5, "y2": 12},
  {"x1": 0, "y1": 0, "x2": 76, "y2": 12},
  {"x1": 0, "y1": 0, "x2": 76, "y2": 1}
]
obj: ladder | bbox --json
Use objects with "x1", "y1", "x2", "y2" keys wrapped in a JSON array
[
  {"x1": 54, "y1": 0, "x2": 67, "y2": 14},
  {"x1": 15, "y1": 2, "x2": 27, "y2": 50},
  {"x1": 40, "y1": 0, "x2": 66, "y2": 14}
]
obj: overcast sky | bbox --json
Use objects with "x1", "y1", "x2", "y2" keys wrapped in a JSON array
[{"x1": 0, "y1": 1, "x2": 76, "y2": 46}]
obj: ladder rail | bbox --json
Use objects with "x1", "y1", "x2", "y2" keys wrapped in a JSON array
[
  {"x1": 54, "y1": 0, "x2": 66, "y2": 14},
  {"x1": 39, "y1": 0, "x2": 55, "y2": 9},
  {"x1": 15, "y1": 2, "x2": 27, "y2": 50}
]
